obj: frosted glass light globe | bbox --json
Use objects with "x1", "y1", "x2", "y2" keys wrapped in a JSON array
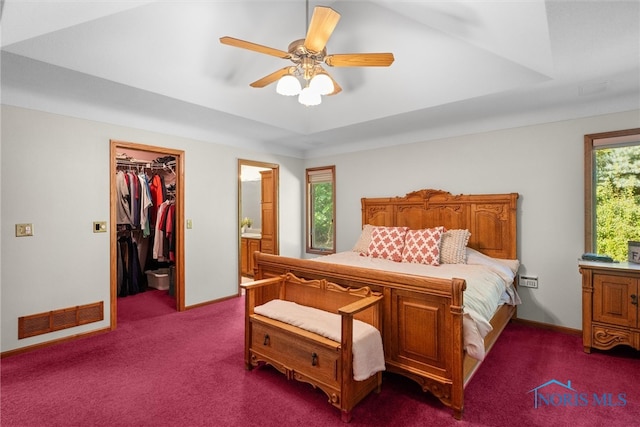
[
  {"x1": 309, "y1": 73, "x2": 334, "y2": 95},
  {"x1": 276, "y1": 75, "x2": 301, "y2": 96},
  {"x1": 298, "y1": 86, "x2": 321, "y2": 106}
]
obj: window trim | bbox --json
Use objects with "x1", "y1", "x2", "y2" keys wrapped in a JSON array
[
  {"x1": 306, "y1": 165, "x2": 336, "y2": 255},
  {"x1": 584, "y1": 128, "x2": 640, "y2": 253}
]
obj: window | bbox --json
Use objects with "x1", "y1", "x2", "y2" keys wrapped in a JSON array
[
  {"x1": 585, "y1": 129, "x2": 640, "y2": 261},
  {"x1": 306, "y1": 166, "x2": 335, "y2": 254}
]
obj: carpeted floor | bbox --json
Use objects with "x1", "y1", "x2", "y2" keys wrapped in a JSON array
[{"x1": 1, "y1": 290, "x2": 638, "y2": 426}]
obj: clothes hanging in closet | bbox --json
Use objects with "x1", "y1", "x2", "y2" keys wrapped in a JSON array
[
  {"x1": 138, "y1": 173, "x2": 153, "y2": 238},
  {"x1": 153, "y1": 200, "x2": 176, "y2": 262},
  {"x1": 148, "y1": 174, "x2": 166, "y2": 228},
  {"x1": 117, "y1": 232, "x2": 143, "y2": 297},
  {"x1": 116, "y1": 170, "x2": 160, "y2": 235},
  {"x1": 116, "y1": 170, "x2": 133, "y2": 225},
  {"x1": 115, "y1": 156, "x2": 176, "y2": 296}
]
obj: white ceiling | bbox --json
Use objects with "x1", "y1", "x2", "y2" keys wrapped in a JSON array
[{"x1": 1, "y1": 1, "x2": 639, "y2": 158}]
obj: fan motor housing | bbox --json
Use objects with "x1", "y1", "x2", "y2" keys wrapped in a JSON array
[{"x1": 288, "y1": 39, "x2": 326, "y2": 64}]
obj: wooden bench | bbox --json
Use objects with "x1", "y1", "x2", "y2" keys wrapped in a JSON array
[{"x1": 241, "y1": 272, "x2": 384, "y2": 422}]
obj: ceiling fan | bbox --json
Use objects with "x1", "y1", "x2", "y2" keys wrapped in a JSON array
[{"x1": 220, "y1": 4, "x2": 394, "y2": 106}]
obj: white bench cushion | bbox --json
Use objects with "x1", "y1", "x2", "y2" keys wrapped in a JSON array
[{"x1": 254, "y1": 299, "x2": 385, "y2": 381}]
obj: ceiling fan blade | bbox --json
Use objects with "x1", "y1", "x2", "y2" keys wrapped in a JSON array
[
  {"x1": 220, "y1": 36, "x2": 290, "y2": 59},
  {"x1": 325, "y1": 53, "x2": 395, "y2": 67},
  {"x1": 249, "y1": 67, "x2": 294, "y2": 88},
  {"x1": 304, "y1": 6, "x2": 340, "y2": 53}
]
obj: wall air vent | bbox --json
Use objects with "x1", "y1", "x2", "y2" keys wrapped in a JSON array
[{"x1": 18, "y1": 301, "x2": 104, "y2": 339}]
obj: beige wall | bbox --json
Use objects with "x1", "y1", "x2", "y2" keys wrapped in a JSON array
[
  {"x1": 304, "y1": 109, "x2": 640, "y2": 329},
  {"x1": 0, "y1": 105, "x2": 303, "y2": 352},
  {"x1": 2, "y1": 103, "x2": 639, "y2": 353}
]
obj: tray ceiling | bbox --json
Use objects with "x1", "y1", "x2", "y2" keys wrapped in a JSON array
[{"x1": 2, "y1": 1, "x2": 638, "y2": 158}]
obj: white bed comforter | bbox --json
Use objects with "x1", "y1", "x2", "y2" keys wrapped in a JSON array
[{"x1": 310, "y1": 251, "x2": 521, "y2": 361}]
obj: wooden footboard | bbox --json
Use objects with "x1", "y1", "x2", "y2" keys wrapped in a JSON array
[{"x1": 254, "y1": 253, "x2": 470, "y2": 419}]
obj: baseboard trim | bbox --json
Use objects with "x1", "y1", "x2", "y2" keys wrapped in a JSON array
[
  {"x1": 512, "y1": 317, "x2": 581, "y2": 336},
  {"x1": 185, "y1": 294, "x2": 239, "y2": 310},
  {"x1": 1, "y1": 326, "x2": 112, "y2": 359}
]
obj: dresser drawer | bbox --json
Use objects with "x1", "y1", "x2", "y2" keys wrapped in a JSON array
[
  {"x1": 250, "y1": 319, "x2": 341, "y2": 387},
  {"x1": 591, "y1": 323, "x2": 638, "y2": 350}
]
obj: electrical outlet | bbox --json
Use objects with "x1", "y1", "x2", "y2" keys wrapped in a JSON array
[{"x1": 519, "y1": 275, "x2": 538, "y2": 288}]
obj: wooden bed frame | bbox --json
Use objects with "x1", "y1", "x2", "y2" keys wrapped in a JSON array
[{"x1": 253, "y1": 189, "x2": 519, "y2": 419}]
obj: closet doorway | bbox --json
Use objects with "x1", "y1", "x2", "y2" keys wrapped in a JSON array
[
  {"x1": 238, "y1": 159, "x2": 279, "y2": 290},
  {"x1": 110, "y1": 140, "x2": 185, "y2": 330}
]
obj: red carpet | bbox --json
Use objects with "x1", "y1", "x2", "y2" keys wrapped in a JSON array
[{"x1": 1, "y1": 291, "x2": 638, "y2": 426}]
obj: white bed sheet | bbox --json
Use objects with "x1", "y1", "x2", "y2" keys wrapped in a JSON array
[{"x1": 310, "y1": 252, "x2": 520, "y2": 361}]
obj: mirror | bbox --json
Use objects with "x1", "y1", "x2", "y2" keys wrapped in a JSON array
[{"x1": 237, "y1": 159, "x2": 279, "y2": 291}]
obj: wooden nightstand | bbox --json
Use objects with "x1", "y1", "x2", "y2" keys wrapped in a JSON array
[{"x1": 579, "y1": 261, "x2": 640, "y2": 353}]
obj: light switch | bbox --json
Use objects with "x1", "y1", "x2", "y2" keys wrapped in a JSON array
[
  {"x1": 16, "y1": 223, "x2": 34, "y2": 237},
  {"x1": 93, "y1": 221, "x2": 107, "y2": 233},
  {"x1": 186, "y1": 219, "x2": 193, "y2": 229}
]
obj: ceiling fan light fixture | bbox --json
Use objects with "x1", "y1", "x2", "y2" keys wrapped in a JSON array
[
  {"x1": 220, "y1": 5, "x2": 394, "y2": 105},
  {"x1": 298, "y1": 86, "x2": 322, "y2": 106},
  {"x1": 309, "y1": 73, "x2": 334, "y2": 95},
  {"x1": 276, "y1": 75, "x2": 302, "y2": 96}
]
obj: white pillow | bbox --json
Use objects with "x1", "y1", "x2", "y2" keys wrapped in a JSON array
[
  {"x1": 440, "y1": 229, "x2": 471, "y2": 264},
  {"x1": 351, "y1": 224, "x2": 374, "y2": 254},
  {"x1": 466, "y1": 247, "x2": 520, "y2": 284}
]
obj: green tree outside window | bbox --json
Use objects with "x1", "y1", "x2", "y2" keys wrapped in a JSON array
[
  {"x1": 306, "y1": 166, "x2": 335, "y2": 254},
  {"x1": 594, "y1": 145, "x2": 640, "y2": 261}
]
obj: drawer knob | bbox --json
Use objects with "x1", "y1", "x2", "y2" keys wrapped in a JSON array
[
  {"x1": 632, "y1": 294, "x2": 638, "y2": 306},
  {"x1": 263, "y1": 334, "x2": 270, "y2": 345},
  {"x1": 311, "y1": 352, "x2": 318, "y2": 366}
]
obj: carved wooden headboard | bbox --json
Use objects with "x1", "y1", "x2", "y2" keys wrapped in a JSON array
[{"x1": 361, "y1": 189, "x2": 519, "y2": 260}]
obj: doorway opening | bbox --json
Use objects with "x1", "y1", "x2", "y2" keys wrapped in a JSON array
[
  {"x1": 110, "y1": 140, "x2": 185, "y2": 329},
  {"x1": 238, "y1": 159, "x2": 279, "y2": 291}
]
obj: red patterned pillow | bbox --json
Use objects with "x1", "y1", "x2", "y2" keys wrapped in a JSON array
[
  {"x1": 401, "y1": 227, "x2": 444, "y2": 265},
  {"x1": 367, "y1": 226, "x2": 409, "y2": 262}
]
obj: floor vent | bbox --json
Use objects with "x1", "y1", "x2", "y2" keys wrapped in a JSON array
[{"x1": 18, "y1": 301, "x2": 104, "y2": 339}]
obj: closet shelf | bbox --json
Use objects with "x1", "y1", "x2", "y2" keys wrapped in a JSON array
[{"x1": 116, "y1": 159, "x2": 176, "y2": 175}]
